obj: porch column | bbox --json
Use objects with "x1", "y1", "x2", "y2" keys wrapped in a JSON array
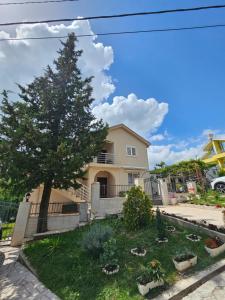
[{"x1": 91, "y1": 182, "x2": 100, "y2": 218}]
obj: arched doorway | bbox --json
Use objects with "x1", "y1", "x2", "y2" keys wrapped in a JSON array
[{"x1": 94, "y1": 171, "x2": 115, "y2": 198}]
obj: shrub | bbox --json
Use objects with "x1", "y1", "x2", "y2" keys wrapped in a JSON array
[
  {"x1": 156, "y1": 207, "x2": 166, "y2": 239},
  {"x1": 123, "y1": 186, "x2": 152, "y2": 231},
  {"x1": 137, "y1": 260, "x2": 165, "y2": 284},
  {"x1": 100, "y1": 238, "x2": 118, "y2": 266},
  {"x1": 82, "y1": 224, "x2": 113, "y2": 258}
]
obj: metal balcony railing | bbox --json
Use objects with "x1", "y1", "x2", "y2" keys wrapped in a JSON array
[
  {"x1": 99, "y1": 184, "x2": 134, "y2": 198},
  {"x1": 93, "y1": 152, "x2": 115, "y2": 164}
]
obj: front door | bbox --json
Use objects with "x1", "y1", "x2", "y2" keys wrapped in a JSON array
[{"x1": 97, "y1": 177, "x2": 108, "y2": 198}]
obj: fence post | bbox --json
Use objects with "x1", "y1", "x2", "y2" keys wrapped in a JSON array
[
  {"x1": 134, "y1": 178, "x2": 145, "y2": 190},
  {"x1": 11, "y1": 201, "x2": 31, "y2": 246},
  {"x1": 158, "y1": 179, "x2": 169, "y2": 205},
  {"x1": 79, "y1": 202, "x2": 89, "y2": 222},
  {"x1": 91, "y1": 182, "x2": 100, "y2": 217}
]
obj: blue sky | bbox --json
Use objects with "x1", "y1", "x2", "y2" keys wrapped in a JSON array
[{"x1": 0, "y1": 0, "x2": 225, "y2": 167}]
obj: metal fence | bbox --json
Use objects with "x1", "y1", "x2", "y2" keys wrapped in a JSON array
[
  {"x1": 0, "y1": 201, "x2": 19, "y2": 241},
  {"x1": 99, "y1": 184, "x2": 134, "y2": 198},
  {"x1": 30, "y1": 202, "x2": 79, "y2": 216}
]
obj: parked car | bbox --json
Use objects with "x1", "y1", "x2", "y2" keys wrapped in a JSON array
[{"x1": 211, "y1": 176, "x2": 225, "y2": 193}]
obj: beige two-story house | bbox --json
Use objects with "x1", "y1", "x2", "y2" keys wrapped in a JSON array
[{"x1": 84, "y1": 124, "x2": 150, "y2": 199}]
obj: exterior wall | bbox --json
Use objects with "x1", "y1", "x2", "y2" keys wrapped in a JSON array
[
  {"x1": 107, "y1": 127, "x2": 149, "y2": 168},
  {"x1": 29, "y1": 186, "x2": 74, "y2": 204},
  {"x1": 25, "y1": 214, "x2": 79, "y2": 237},
  {"x1": 91, "y1": 182, "x2": 125, "y2": 217}
]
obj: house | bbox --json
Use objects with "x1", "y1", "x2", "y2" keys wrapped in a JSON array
[
  {"x1": 29, "y1": 123, "x2": 150, "y2": 206},
  {"x1": 83, "y1": 123, "x2": 150, "y2": 200},
  {"x1": 202, "y1": 134, "x2": 225, "y2": 171}
]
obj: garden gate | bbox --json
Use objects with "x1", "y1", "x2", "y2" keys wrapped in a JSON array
[
  {"x1": 144, "y1": 176, "x2": 163, "y2": 205},
  {"x1": 0, "y1": 201, "x2": 19, "y2": 242}
]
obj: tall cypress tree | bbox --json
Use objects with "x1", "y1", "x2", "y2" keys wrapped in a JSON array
[{"x1": 0, "y1": 33, "x2": 108, "y2": 232}]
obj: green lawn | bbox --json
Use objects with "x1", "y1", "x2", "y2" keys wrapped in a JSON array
[
  {"x1": 1, "y1": 222, "x2": 15, "y2": 240},
  {"x1": 190, "y1": 191, "x2": 225, "y2": 207},
  {"x1": 24, "y1": 218, "x2": 225, "y2": 300}
]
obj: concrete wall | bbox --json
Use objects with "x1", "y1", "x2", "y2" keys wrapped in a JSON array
[
  {"x1": 25, "y1": 214, "x2": 80, "y2": 237},
  {"x1": 91, "y1": 182, "x2": 126, "y2": 217}
]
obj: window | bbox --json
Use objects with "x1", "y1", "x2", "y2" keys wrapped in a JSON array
[
  {"x1": 128, "y1": 172, "x2": 140, "y2": 185},
  {"x1": 126, "y1": 145, "x2": 136, "y2": 156}
]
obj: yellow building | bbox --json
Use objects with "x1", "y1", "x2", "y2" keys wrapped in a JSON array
[{"x1": 202, "y1": 135, "x2": 225, "y2": 170}]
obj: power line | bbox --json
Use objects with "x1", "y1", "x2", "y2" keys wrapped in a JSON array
[
  {"x1": 1, "y1": 4, "x2": 225, "y2": 27},
  {"x1": 0, "y1": 0, "x2": 78, "y2": 5},
  {"x1": 1, "y1": 23, "x2": 225, "y2": 42}
]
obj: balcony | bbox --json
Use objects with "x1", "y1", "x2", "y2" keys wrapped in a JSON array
[{"x1": 93, "y1": 152, "x2": 115, "y2": 164}]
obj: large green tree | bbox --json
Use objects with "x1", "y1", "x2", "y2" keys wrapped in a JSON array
[{"x1": 0, "y1": 33, "x2": 108, "y2": 232}]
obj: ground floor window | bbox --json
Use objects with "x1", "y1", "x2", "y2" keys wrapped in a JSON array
[{"x1": 128, "y1": 172, "x2": 140, "y2": 185}]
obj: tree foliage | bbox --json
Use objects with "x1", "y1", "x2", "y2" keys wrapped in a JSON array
[
  {"x1": 123, "y1": 186, "x2": 152, "y2": 231},
  {"x1": 0, "y1": 33, "x2": 108, "y2": 231},
  {"x1": 151, "y1": 159, "x2": 209, "y2": 178}
]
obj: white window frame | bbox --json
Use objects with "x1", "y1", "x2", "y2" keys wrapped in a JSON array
[
  {"x1": 128, "y1": 172, "x2": 140, "y2": 185},
  {"x1": 126, "y1": 145, "x2": 136, "y2": 157}
]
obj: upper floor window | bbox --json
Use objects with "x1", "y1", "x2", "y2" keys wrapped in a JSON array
[{"x1": 126, "y1": 145, "x2": 136, "y2": 156}]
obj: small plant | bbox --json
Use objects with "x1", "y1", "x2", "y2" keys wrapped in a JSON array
[
  {"x1": 131, "y1": 244, "x2": 147, "y2": 256},
  {"x1": 156, "y1": 207, "x2": 167, "y2": 241},
  {"x1": 119, "y1": 191, "x2": 126, "y2": 197},
  {"x1": 47, "y1": 236, "x2": 61, "y2": 256},
  {"x1": 205, "y1": 237, "x2": 224, "y2": 249},
  {"x1": 174, "y1": 249, "x2": 195, "y2": 263},
  {"x1": 137, "y1": 260, "x2": 165, "y2": 284},
  {"x1": 82, "y1": 224, "x2": 113, "y2": 258},
  {"x1": 123, "y1": 186, "x2": 153, "y2": 231},
  {"x1": 100, "y1": 238, "x2": 119, "y2": 275},
  {"x1": 186, "y1": 233, "x2": 201, "y2": 242}
]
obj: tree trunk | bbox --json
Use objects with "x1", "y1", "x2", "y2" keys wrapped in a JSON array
[{"x1": 37, "y1": 178, "x2": 53, "y2": 233}]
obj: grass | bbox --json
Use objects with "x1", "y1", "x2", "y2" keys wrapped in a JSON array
[
  {"x1": 24, "y1": 218, "x2": 225, "y2": 300},
  {"x1": 190, "y1": 191, "x2": 225, "y2": 207},
  {"x1": 1, "y1": 222, "x2": 15, "y2": 240}
]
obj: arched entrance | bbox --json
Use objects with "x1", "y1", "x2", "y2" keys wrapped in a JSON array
[{"x1": 94, "y1": 171, "x2": 115, "y2": 198}]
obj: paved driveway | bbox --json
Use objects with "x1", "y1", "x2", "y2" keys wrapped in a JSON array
[
  {"x1": 158, "y1": 204, "x2": 225, "y2": 227},
  {"x1": 0, "y1": 246, "x2": 59, "y2": 300},
  {"x1": 183, "y1": 271, "x2": 225, "y2": 300}
]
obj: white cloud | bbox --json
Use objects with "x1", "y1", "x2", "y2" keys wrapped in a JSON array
[
  {"x1": 148, "y1": 144, "x2": 204, "y2": 169},
  {"x1": 0, "y1": 20, "x2": 115, "y2": 102},
  {"x1": 93, "y1": 93, "x2": 169, "y2": 136}
]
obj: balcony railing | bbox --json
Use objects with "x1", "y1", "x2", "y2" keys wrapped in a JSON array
[
  {"x1": 99, "y1": 184, "x2": 134, "y2": 198},
  {"x1": 93, "y1": 152, "x2": 115, "y2": 164}
]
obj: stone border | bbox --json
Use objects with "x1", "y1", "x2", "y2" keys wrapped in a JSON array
[
  {"x1": 18, "y1": 248, "x2": 38, "y2": 277},
  {"x1": 162, "y1": 214, "x2": 225, "y2": 242},
  {"x1": 153, "y1": 258, "x2": 225, "y2": 300}
]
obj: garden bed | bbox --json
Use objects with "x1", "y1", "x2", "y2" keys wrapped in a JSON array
[{"x1": 24, "y1": 218, "x2": 225, "y2": 300}]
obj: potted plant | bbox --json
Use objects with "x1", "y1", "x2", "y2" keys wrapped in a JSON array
[
  {"x1": 186, "y1": 233, "x2": 201, "y2": 242},
  {"x1": 166, "y1": 225, "x2": 176, "y2": 233},
  {"x1": 205, "y1": 237, "x2": 225, "y2": 257},
  {"x1": 155, "y1": 207, "x2": 168, "y2": 243},
  {"x1": 173, "y1": 250, "x2": 197, "y2": 272},
  {"x1": 137, "y1": 260, "x2": 165, "y2": 296},
  {"x1": 101, "y1": 238, "x2": 120, "y2": 275},
  {"x1": 131, "y1": 244, "x2": 147, "y2": 257},
  {"x1": 0, "y1": 251, "x2": 5, "y2": 268}
]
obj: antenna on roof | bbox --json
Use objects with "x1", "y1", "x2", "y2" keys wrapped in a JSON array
[{"x1": 208, "y1": 133, "x2": 214, "y2": 141}]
